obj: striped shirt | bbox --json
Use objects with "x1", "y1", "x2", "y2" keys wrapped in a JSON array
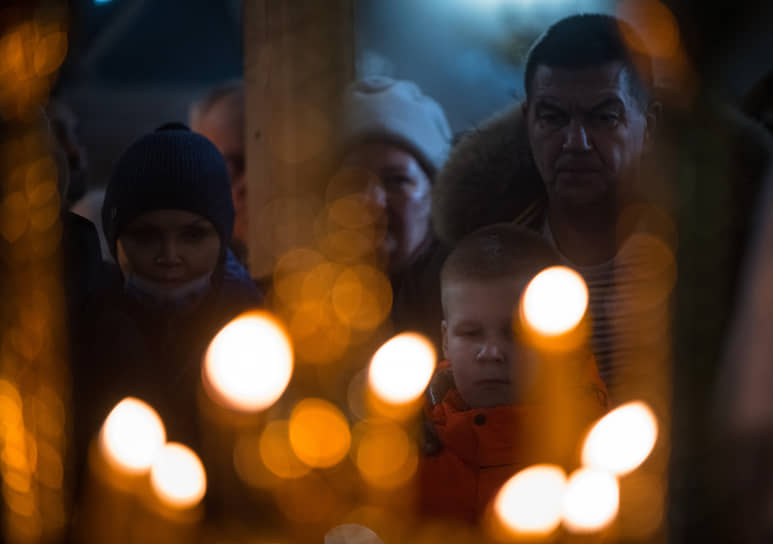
[{"x1": 542, "y1": 219, "x2": 675, "y2": 400}]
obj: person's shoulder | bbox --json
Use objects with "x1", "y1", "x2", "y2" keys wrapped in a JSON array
[
  {"x1": 218, "y1": 249, "x2": 265, "y2": 307},
  {"x1": 433, "y1": 105, "x2": 546, "y2": 245},
  {"x1": 62, "y1": 209, "x2": 98, "y2": 231},
  {"x1": 61, "y1": 211, "x2": 101, "y2": 262},
  {"x1": 203, "y1": 261, "x2": 264, "y2": 337}
]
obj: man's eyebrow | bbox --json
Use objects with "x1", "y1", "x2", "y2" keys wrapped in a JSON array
[
  {"x1": 590, "y1": 98, "x2": 625, "y2": 111},
  {"x1": 534, "y1": 98, "x2": 566, "y2": 110},
  {"x1": 453, "y1": 320, "x2": 480, "y2": 328}
]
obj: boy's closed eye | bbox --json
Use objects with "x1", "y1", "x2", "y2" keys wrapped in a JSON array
[{"x1": 453, "y1": 324, "x2": 482, "y2": 338}]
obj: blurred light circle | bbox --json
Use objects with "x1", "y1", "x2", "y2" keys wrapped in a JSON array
[
  {"x1": 617, "y1": 0, "x2": 680, "y2": 58},
  {"x1": 332, "y1": 265, "x2": 392, "y2": 331},
  {"x1": 259, "y1": 421, "x2": 311, "y2": 479},
  {"x1": 288, "y1": 398, "x2": 351, "y2": 468},
  {"x1": 232, "y1": 433, "x2": 273, "y2": 489},
  {"x1": 368, "y1": 333, "x2": 436, "y2": 405},
  {"x1": 355, "y1": 421, "x2": 418, "y2": 489},
  {"x1": 582, "y1": 401, "x2": 657, "y2": 476},
  {"x1": 273, "y1": 248, "x2": 325, "y2": 305},
  {"x1": 292, "y1": 303, "x2": 351, "y2": 365},
  {"x1": 347, "y1": 369, "x2": 369, "y2": 421},
  {"x1": 150, "y1": 443, "x2": 206, "y2": 509},
  {"x1": 203, "y1": 312, "x2": 293, "y2": 412},
  {"x1": 494, "y1": 464, "x2": 566, "y2": 536},
  {"x1": 520, "y1": 266, "x2": 588, "y2": 336},
  {"x1": 562, "y1": 468, "x2": 619, "y2": 533},
  {"x1": 100, "y1": 398, "x2": 165, "y2": 474}
]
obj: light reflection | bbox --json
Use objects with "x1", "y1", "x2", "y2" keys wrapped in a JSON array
[
  {"x1": 368, "y1": 333, "x2": 436, "y2": 405},
  {"x1": 619, "y1": 472, "x2": 665, "y2": 538},
  {"x1": 1, "y1": 191, "x2": 29, "y2": 242},
  {"x1": 355, "y1": 421, "x2": 418, "y2": 489},
  {"x1": 0, "y1": 10, "x2": 69, "y2": 538},
  {"x1": 494, "y1": 464, "x2": 566, "y2": 536},
  {"x1": 150, "y1": 443, "x2": 207, "y2": 509},
  {"x1": 331, "y1": 265, "x2": 392, "y2": 331},
  {"x1": 259, "y1": 421, "x2": 311, "y2": 479},
  {"x1": 99, "y1": 398, "x2": 165, "y2": 474},
  {"x1": 273, "y1": 248, "x2": 326, "y2": 305},
  {"x1": 203, "y1": 312, "x2": 294, "y2": 412},
  {"x1": 582, "y1": 401, "x2": 658, "y2": 476},
  {"x1": 293, "y1": 307, "x2": 351, "y2": 365},
  {"x1": 562, "y1": 468, "x2": 619, "y2": 533},
  {"x1": 520, "y1": 266, "x2": 588, "y2": 336},
  {"x1": 33, "y1": 31, "x2": 67, "y2": 76},
  {"x1": 35, "y1": 441, "x2": 63, "y2": 489},
  {"x1": 232, "y1": 433, "x2": 274, "y2": 489},
  {"x1": 327, "y1": 194, "x2": 378, "y2": 230},
  {"x1": 288, "y1": 398, "x2": 351, "y2": 468},
  {"x1": 325, "y1": 523, "x2": 384, "y2": 544},
  {"x1": 347, "y1": 369, "x2": 369, "y2": 421},
  {"x1": 618, "y1": 0, "x2": 680, "y2": 58}
]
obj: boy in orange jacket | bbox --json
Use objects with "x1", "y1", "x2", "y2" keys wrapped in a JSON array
[{"x1": 419, "y1": 223, "x2": 608, "y2": 523}]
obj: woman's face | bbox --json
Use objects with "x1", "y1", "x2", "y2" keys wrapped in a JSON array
[
  {"x1": 117, "y1": 209, "x2": 221, "y2": 288},
  {"x1": 339, "y1": 141, "x2": 432, "y2": 273}
]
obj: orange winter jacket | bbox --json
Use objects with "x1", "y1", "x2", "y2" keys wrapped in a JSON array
[{"x1": 418, "y1": 357, "x2": 607, "y2": 523}]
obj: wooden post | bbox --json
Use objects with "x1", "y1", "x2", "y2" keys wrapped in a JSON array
[{"x1": 244, "y1": 0, "x2": 355, "y2": 281}]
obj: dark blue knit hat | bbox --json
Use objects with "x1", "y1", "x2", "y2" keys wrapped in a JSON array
[{"x1": 102, "y1": 123, "x2": 235, "y2": 259}]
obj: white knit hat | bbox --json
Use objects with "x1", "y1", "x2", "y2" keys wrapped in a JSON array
[{"x1": 341, "y1": 76, "x2": 452, "y2": 175}]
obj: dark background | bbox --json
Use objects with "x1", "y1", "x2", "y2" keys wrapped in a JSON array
[{"x1": 56, "y1": 0, "x2": 773, "y2": 190}]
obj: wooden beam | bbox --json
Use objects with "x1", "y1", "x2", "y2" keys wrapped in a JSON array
[{"x1": 243, "y1": 0, "x2": 354, "y2": 280}]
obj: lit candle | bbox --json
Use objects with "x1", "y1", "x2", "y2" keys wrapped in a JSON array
[{"x1": 517, "y1": 266, "x2": 594, "y2": 466}]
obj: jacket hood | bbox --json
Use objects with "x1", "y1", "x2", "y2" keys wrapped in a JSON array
[{"x1": 432, "y1": 105, "x2": 546, "y2": 245}]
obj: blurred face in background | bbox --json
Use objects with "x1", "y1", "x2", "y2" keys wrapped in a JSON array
[
  {"x1": 441, "y1": 276, "x2": 538, "y2": 409},
  {"x1": 192, "y1": 94, "x2": 247, "y2": 244},
  {"x1": 117, "y1": 209, "x2": 221, "y2": 292},
  {"x1": 339, "y1": 140, "x2": 432, "y2": 273}
]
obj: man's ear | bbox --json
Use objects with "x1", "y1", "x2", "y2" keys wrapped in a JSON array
[
  {"x1": 521, "y1": 100, "x2": 529, "y2": 121},
  {"x1": 441, "y1": 320, "x2": 449, "y2": 361},
  {"x1": 643, "y1": 100, "x2": 662, "y2": 153}
]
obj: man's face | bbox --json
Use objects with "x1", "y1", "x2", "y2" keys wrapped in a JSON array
[
  {"x1": 524, "y1": 61, "x2": 653, "y2": 209},
  {"x1": 192, "y1": 96, "x2": 247, "y2": 243},
  {"x1": 117, "y1": 209, "x2": 221, "y2": 289},
  {"x1": 442, "y1": 277, "x2": 538, "y2": 409},
  {"x1": 339, "y1": 141, "x2": 432, "y2": 273}
]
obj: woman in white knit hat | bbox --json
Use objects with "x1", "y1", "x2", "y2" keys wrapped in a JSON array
[{"x1": 336, "y1": 76, "x2": 452, "y2": 347}]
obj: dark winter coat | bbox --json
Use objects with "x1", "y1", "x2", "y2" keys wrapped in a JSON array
[
  {"x1": 72, "y1": 250, "x2": 262, "y2": 470},
  {"x1": 419, "y1": 357, "x2": 607, "y2": 523},
  {"x1": 390, "y1": 234, "x2": 449, "y2": 351},
  {"x1": 432, "y1": 106, "x2": 546, "y2": 246}
]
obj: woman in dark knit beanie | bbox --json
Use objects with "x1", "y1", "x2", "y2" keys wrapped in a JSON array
[{"x1": 72, "y1": 123, "x2": 262, "y2": 477}]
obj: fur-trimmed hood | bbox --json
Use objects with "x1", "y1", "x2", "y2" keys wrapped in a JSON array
[{"x1": 432, "y1": 105, "x2": 546, "y2": 245}]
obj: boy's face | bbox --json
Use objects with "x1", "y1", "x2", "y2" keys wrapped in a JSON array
[{"x1": 442, "y1": 277, "x2": 537, "y2": 409}]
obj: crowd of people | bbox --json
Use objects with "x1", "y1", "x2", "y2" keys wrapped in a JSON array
[{"x1": 26, "y1": 10, "x2": 773, "y2": 541}]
